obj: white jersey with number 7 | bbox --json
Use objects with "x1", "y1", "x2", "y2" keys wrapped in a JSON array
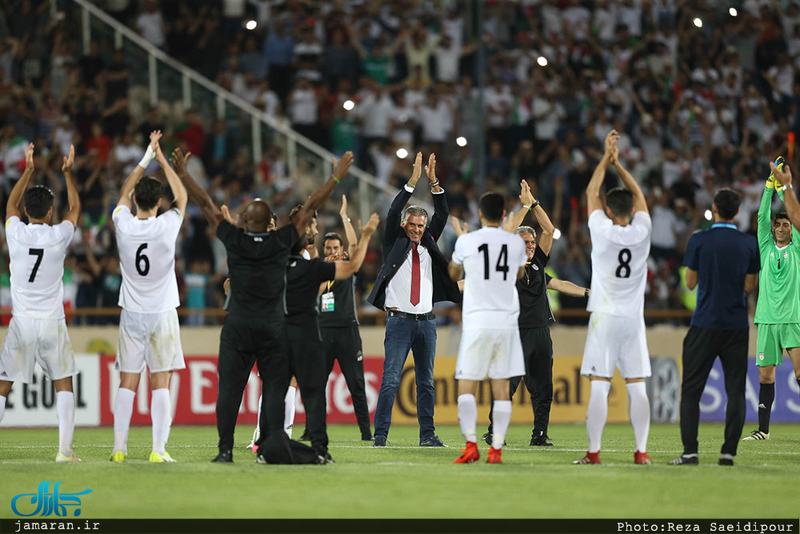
[
  {"x1": 5, "y1": 217, "x2": 74, "y2": 319},
  {"x1": 113, "y1": 205, "x2": 182, "y2": 313},
  {"x1": 587, "y1": 209, "x2": 651, "y2": 318},
  {"x1": 452, "y1": 227, "x2": 527, "y2": 330}
]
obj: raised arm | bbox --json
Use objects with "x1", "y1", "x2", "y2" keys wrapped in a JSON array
[
  {"x1": 335, "y1": 213, "x2": 379, "y2": 279},
  {"x1": 62, "y1": 145, "x2": 81, "y2": 227},
  {"x1": 771, "y1": 161, "x2": 800, "y2": 231},
  {"x1": 529, "y1": 186, "x2": 555, "y2": 256},
  {"x1": 6, "y1": 143, "x2": 35, "y2": 221},
  {"x1": 293, "y1": 151, "x2": 354, "y2": 236},
  {"x1": 172, "y1": 147, "x2": 222, "y2": 230},
  {"x1": 505, "y1": 180, "x2": 534, "y2": 233},
  {"x1": 155, "y1": 143, "x2": 187, "y2": 219},
  {"x1": 118, "y1": 131, "x2": 161, "y2": 210},
  {"x1": 610, "y1": 135, "x2": 648, "y2": 215},
  {"x1": 426, "y1": 153, "x2": 449, "y2": 239},
  {"x1": 339, "y1": 194, "x2": 358, "y2": 258},
  {"x1": 586, "y1": 131, "x2": 617, "y2": 214},
  {"x1": 384, "y1": 152, "x2": 421, "y2": 247}
]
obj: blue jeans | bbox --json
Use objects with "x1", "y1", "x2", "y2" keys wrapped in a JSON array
[{"x1": 373, "y1": 316, "x2": 437, "y2": 440}]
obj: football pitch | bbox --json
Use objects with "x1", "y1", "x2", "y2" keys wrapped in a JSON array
[{"x1": 1, "y1": 423, "x2": 798, "y2": 519}]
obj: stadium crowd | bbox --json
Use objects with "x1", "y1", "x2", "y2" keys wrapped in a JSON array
[{"x1": 1, "y1": 0, "x2": 799, "y2": 324}]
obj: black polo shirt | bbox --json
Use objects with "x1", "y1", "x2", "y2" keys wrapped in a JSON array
[
  {"x1": 318, "y1": 274, "x2": 359, "y2": 328},
  {"x1": 683, "y1": 223, "x2": 760, "y2": 330},
  {"x1": 216, "y1": 221, "x2": 298, "y2": 318},
  {"x1": 517, "y1": 247, "x2": 555, "y2": 330},
  {"x1": 285, "y1": 255, "x2": 337, "y2": 326}
]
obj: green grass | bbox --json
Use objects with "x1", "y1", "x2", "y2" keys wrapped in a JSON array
[{"x1": 1, "y1": 423, "x2": 798, "y2": 519}]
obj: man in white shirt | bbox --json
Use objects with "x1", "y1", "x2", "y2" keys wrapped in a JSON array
[
  {"x1": 449, "y1": 193, "x2": 527, "y2": 464},
  {"x1": 0, "y1": 143, "x2": 82, "y2": 462},
  {"x1": 110, "y1": 131, "x2": 188, "y2": 463},
  {"x1": 367, "y1": 154, "x2": 462, "y2": 447},
  {"x1": 576, "y1": 130, "x2": 652, "y2": 466}
]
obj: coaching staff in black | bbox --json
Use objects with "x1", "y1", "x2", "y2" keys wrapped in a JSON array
[
  {"x1": 316, "y1": 195, "x2": 373, "y2": 441},
  {"x1": 285, "y1": 205, "x2": 379, "y2": 462},
  {"x1": 367, "y1": 153, "x2": 461, "y2": 447},
  {"x1": 172, "y1": 148, "x2": 354, "y2": 463},
  {"x1": 669, "y1": 188, "x2": 759, "y2": 467},
  {"x1": 478, "y1": 181, "x2": 590, "y2": 447}
]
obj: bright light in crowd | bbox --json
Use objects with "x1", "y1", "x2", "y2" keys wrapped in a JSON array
[
  {"x1": 537, "y1": 56, "x2": 548, "y2": 67},
  {"x1": 693, "y1": 17, "x2": 703, "y2": 28},
  {"x1": 729, "y1": 7, "x2": 737, "y2": 16},
  {"x1": 343, "y1": 100, "x2": 355, "y2": 111},
  {"x1": 396, "y1": 148, "x2": 409, "y2": 159},
  {"x1": 704, "y1": 209, "x2": 712, "y2": 221},
  {"x1": 245, "y1": 19, "x2": 257, "y2": 30},
  {"x1": 553, "y1": 228, "x2": 562, "y2": 240},
  {"x1": 456, "y1": 136, "x2": 467, "y2": 147}
]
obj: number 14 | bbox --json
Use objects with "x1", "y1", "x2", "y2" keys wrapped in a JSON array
[{"x1": 478, "y1": 243, "x2": 509, "y2": 281}]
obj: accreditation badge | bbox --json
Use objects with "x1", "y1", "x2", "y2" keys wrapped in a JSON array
[{"x1": 321, "y1": 292, "x2": 335, "y2": 312}]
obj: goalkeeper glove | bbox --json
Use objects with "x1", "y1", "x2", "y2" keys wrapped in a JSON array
[{"x1": 767, "y1": 156, "x2": 786, "y2": 191}]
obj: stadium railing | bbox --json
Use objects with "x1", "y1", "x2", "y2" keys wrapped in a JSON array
[{"x1": 54, "y1": 0, "x2": 407, "y2": 222}]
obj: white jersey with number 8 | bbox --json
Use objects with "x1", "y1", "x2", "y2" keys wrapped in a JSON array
[
  {"x1": 113, "y1": 205, "x2": 182, "y2": 313},
  {"x1": 586, "y1": 209, "x2": 651, "y2": 318},
  {"x1": 5, "y1": 217, "x2": 74, "y2": 319}
]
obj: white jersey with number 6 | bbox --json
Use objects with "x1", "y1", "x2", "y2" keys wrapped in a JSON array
[
  {"x1": 113, "y1": 205, "x2": 182, "y2": 313},
  {"x1": 5, "y1": 217, "x2": 74, "y2": 319},
  {"x1": 586, "y1": 209, "x2": 651, "y2": 318},
  {"x1": 452, "y1": 227, "x2": 527, "y2": 330}
]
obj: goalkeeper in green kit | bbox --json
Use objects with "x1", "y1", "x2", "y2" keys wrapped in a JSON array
[{"x1": 747, "y1": 157, "x2": 800, "y2": 440}]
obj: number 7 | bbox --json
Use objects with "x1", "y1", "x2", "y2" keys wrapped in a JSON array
[{"x1": 28, "y1": 248, "x2": 44, "y2": 283}]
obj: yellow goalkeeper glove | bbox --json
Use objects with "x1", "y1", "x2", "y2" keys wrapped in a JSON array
[{"x1": 768, "y1": 156, "x2": 786, "y2": 191}]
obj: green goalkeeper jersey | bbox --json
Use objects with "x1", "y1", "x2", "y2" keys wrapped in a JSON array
[{"x1": 755, "y1": 185, "x2": 800, "y2": 324}]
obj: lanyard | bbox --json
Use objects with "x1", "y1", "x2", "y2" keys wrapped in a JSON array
[{"x1": 326, "y1": 280, "x2": 334, "y2": 293}]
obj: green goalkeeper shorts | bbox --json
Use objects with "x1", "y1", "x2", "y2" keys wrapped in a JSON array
[{"x1": 756, "y1": 323, "x2": 800, "y2": 366}]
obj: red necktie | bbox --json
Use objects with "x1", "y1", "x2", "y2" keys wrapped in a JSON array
[{"x1": 410, "y1": 243, "x2": 420, "y2": 306}]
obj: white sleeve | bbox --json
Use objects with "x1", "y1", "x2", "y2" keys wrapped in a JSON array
[
  {"x1": 588, "y1": 209, "x2": 611, "y2": 235},
  {"x1": 631, "y1": 211, "x2": 652, "y2": 241},
  {"x1": 5, "y1": 216, "x2": 20, "y2": 238},
  {"x1": 452, "y1": 234, "x2": 467, "y2": 265},
  {"x1": 57, "y1": 220, "x2": 76, "y2": 246},
  {"x1": 514, "y1": 236, "x2": 527, "y2": 267}
]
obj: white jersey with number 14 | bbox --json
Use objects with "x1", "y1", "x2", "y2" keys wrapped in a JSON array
[
  {"x1": 452, "y1": 227, "x2": 527, "y2": 330},
  {"x1": 587, "y1": 209, "x2": 651, "y2": 318},
  {"x1": 113, "y1": 205, "x2": 182, "y2": 313}
]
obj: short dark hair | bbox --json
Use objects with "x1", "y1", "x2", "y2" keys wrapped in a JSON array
[
  {"x1": 713, "y1": 188, "x2": 740, "y2": 220},
  {"x1": 24, "y1": 186, "x2": 54, "y2": 219},
  {"x1": 479, "y1": 192, "x2": 505, "y2": 222},
  {"x1": 288, "y1": 204, "x2": 317, "y2": 221},
  {"x1": 774, "y1": 212, "x2": 790, "y2": 225},
  {"x1": 133, "y1": 177, "x2": 164, "y2": 211},
  {"x1": 324, "y1": 232, "x2": 344, "y2": 247},
  {"x1": 606, "y1": 188, "x2": 634, "y2": 218}
]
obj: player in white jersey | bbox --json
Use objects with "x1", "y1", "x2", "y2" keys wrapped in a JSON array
[
  {"x1": 449, "y1": 192, "x2": 527, "y2": 464},
  {"x1": 109, "y1": 131, "x2": 188, "y2": 463},
  {"x1": 575, "y1": 130, "x2": 653, "y2": 466},
  {"x1": 0, "y1": 143, "x2": 82, "y2": 462}
]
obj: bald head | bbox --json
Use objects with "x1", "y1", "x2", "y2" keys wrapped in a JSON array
[{"x1": 243, "y1": 199, "x2": 272, "y2": 232}]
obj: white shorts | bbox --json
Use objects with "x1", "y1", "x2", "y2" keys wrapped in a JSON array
[
  {"x1": 0, "y1": 316, "x2": 76, "y2": 383},
  {"x1": 455, "y1": 328, "x2": 525, "y2": 381},
  {"x1": 117, "y1": 309, "x2": 185, "y2": 373},
  {"x1": 582, "y1": 312, "x2": 651, "y2": 379}
]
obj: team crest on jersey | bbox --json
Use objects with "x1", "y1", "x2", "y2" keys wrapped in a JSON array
[
  {"x1": 759, "y1": 353, "x2": 764, "y2": 360},
  {"x1": 784, "y1": 252, "x2": 789, "y2": 259},
  {"x1": 532, "y1": 264, "x2": 539, "y2": 271}
]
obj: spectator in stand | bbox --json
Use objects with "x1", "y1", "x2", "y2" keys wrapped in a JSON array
[
  {"x1": 136, "y1": 0, "x2": 166, "y2": 49},
  {"x1": 264, "y1": 19, "x2": 295, "y2": 102},
  {"x1": 176, "y1": 109, "x2": 205, "y2": 159}
]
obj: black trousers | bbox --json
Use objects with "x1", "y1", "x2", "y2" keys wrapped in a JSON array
[
  {"x1": 217, "y1": 314, "x2": 290, "y2": 453},
  {"x1": 287, "y1": 323, "x2": 329, "y2": 456},
  {"x1": 321, "y1": 326, "x2": 372, "y2": 439},
  {"x1": 488, "y1": 326, "x2": 554, "y2": 434},
  {"x1": 680, "y1": 326, "x2": 748, "y2": 456}
]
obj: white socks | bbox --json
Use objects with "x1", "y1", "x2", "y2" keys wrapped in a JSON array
[
  {"x1": 0, "y1": 394, "x2": 6, "y2": 423},
  {"x1": 587, "y1": 380, "x2": 611, "y2": 453},
  {"x1": 56, "y1": 391, "x2": 75, "y2": 456},
  {"x1": 457, "y1": 394, "x2": 477, "y2": 443},
  {"x1": 492, "y1": 400, "x2": 512, "y2": 450},
  {"x1": 113, "y1": 388, "x2": 136, "y2": 453},
  {"x1": 627, "y1": 381, "x2": 651, "y2": 453},
  {"x1": 284, "y1": 386, "x2": 296, "y2": 437},
  {"x1": 151, "y1": 388, "x2": 171, "y2": 455}
]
